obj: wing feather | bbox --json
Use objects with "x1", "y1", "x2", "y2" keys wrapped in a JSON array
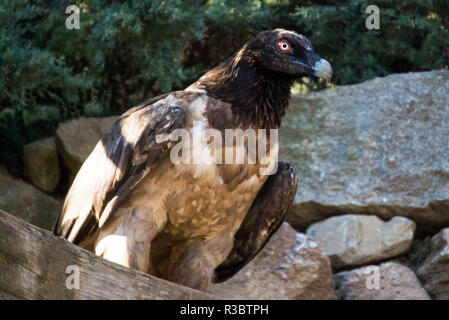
[
  {"x1": 214, "y1": 162, "x2": 298, "y2": 282},
  {"x1": 53, "y1": 95, "x2": 185, "y2": 244}
]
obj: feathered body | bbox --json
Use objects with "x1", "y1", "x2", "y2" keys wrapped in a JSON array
[{"x1": 54, "y1": 29, "x2": 331, "y2": 290}]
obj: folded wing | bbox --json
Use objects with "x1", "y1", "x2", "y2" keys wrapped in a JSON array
[
  {"x1": 54, "y1": 95, "x2": 185, "y2": 245},
  {"x1": 214, "y1": 162, "x2": 298, "y2": 282}
]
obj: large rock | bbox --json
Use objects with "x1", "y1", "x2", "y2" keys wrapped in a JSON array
[
  {"x1": 417, "y1": 228, "x2": 449, "y2": 299},
  {"x1": 210, "y1": 222, "x2": 335, "y2": 300},
  {"x1": 281, "y1": 70, "x2": 449, "y2": 234},
  {"x1": 307, "y1": 215, "x2": 415, "y2": 268},
  {"x1": 0, "y1": 171, "x2": 62, "y2": 230},
  {"x1": 56, "y1": 116, "x2": 118, "y2": 175},
  {"x1": 334, "y1": 262, "x2": 430, "y2": 300},
  {"x1": 23, "y1": 137, "x2": 61, "y2": 193}
]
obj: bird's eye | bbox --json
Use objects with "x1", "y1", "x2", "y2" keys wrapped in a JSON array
[{"x1": 277, "y1": 40, "x2": 291, "y2": 52}]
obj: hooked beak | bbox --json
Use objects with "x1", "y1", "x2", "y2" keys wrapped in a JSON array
[
  {"x1": 312, "y1": 59, "x2": 332, "y2": 82},
  {"x1": 290, "y1": 57, "x2": 333, "y2": 82}
]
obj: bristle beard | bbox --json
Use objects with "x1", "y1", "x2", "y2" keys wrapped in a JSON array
[{"x1": 192, "y1": 50, "x2": 293, "y2": 129}]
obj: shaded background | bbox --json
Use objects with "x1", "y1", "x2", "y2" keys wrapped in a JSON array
[{"x1": 1, "y1": 0, "x2": 448, "y2": 175}]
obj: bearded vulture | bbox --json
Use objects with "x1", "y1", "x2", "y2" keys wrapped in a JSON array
[{"x1": 54, "y1": 29, "x2": 332, "y2": 290}]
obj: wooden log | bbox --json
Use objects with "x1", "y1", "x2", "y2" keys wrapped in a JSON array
[{"x1": 0, "y1": 209, "x2": 216, "y2": 300}]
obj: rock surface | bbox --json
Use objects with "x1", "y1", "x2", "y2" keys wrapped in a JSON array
[
  {"x1": 417, "y1": 228, "x2": 449, "y2": 299},
  {"x1": 56, "y1": 116, "x2": 118, "y2": 175},
  {"x1": 23, "y1": 137, "x2": 61, "y2": 193},
  {"x1": 307, "y1": 215, "x2": 415, "y2": 268},
  {"x1": 0, "y1": 171, "x2": 62, "y2": 230},
  {"x1": 210, "y1": 222, "x2": 335, "y2": 300},
  {"x1": 334, "y1": 262, "x2": 430, "y2": 300},
  {"x1": 281, "y1": 70, "x2": 449, "y2": 233}
]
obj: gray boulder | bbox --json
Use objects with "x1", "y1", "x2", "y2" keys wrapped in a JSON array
[
  {"x1": 335, "y1": 262, "x2": 430, "y2": 300},
  {"x1": 23, "y1": 137, "x2": 61, "y2": 193},
  {"x1": 280, "y1": 70, "x2": 449, "y2": 233},
  {"x1": 307, "y1": 215, "x2": 415, "y2": 268},
  {"x1": 210, "y1": 222, "x2": 335, "y2": 300},
  {"x1": 417, "y1": 228, "x2": 449, "y2": 299},
  {"x1": 56, "y1": 116, "x2": 118, "y2": 176},
  {"x1": 0, "y1": 170, "x2": 62, "y2": 230}
]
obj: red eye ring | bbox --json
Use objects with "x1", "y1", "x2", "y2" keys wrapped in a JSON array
[{"x1": 278, "y1": 40, "x2": 290, "y2": 52}]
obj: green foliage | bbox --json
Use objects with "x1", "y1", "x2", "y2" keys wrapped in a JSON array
[
  {"x1": 0, "y1": 0, "x2": 448, "y2": 171},
  {"x1": 294, "y1": 0, "x2": 449, "y2": 85},
  {"x1": 185, "y1": 0, "x2": 448, "y2": 87},
  {"x1": 0, "y1": 0, "x2": 91, "y2": 169},
  {"x1": 0, "y1": 0, "x2": 205, "y2": 169}
]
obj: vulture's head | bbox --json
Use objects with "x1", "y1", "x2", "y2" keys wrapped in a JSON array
[
  {"x1": 242, "y1": 29, "x2": 332, "y2": 81},
  {"x1": 192, "y1": 28, "x2": 332, "y2": 128}
]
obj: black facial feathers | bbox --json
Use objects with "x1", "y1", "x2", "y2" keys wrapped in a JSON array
[{"x1": 191, "y1": 29, "x2": 319, "y2": 129}]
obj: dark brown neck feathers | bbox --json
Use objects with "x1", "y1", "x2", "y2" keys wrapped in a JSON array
[{"x1": 192, "y1": 50, "x2": 293, "y2": 129}]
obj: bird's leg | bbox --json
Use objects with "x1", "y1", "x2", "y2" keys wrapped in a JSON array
[
  {"x1": 163, "y1": 235, "x2": 234, "y2": 291},
  {"x1": 94, "y1": 206, "x2": 167, "y2": 273}
]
